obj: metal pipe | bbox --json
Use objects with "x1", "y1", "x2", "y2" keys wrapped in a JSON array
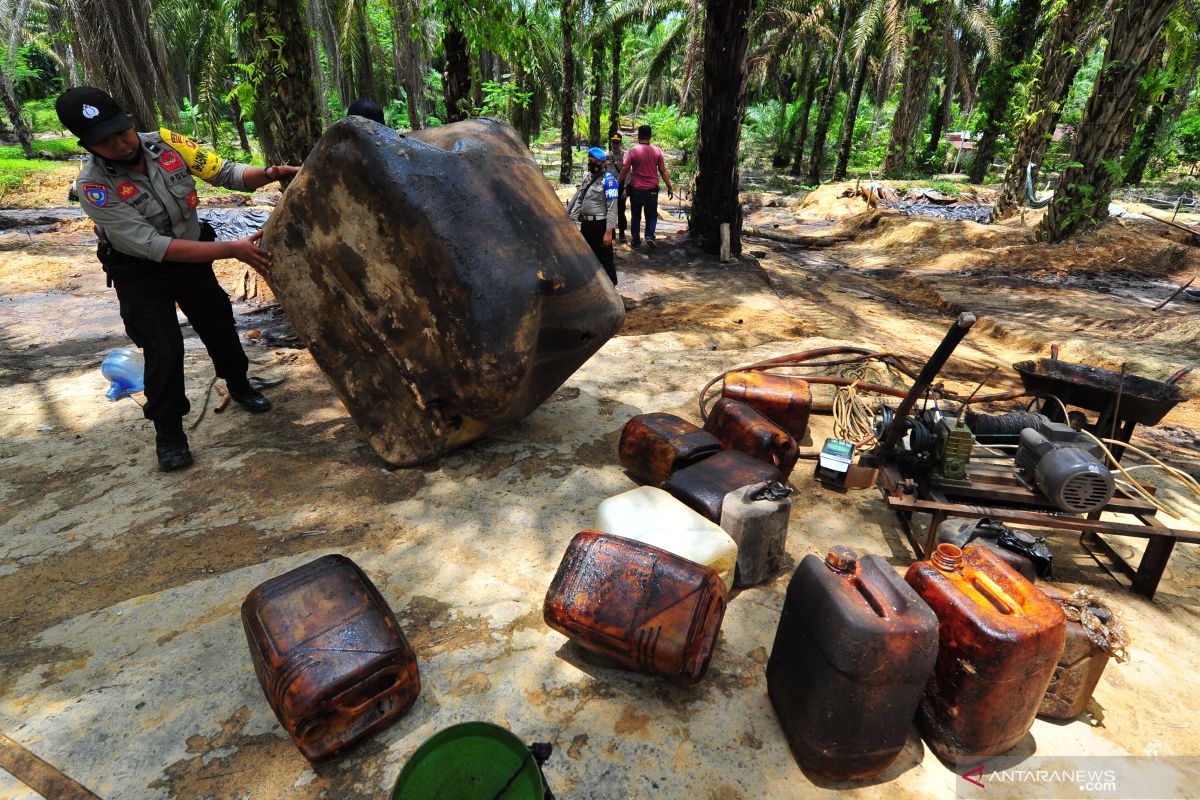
[{"x1": 880, "y1": 312, "x2": 977, "y2": 450}]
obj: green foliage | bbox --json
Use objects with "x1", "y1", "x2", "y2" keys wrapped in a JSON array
[
  {"x1": 0, "y1": 136, "x2": 83, "y2": 159},
  {"x1": 638, "y1": 104, "x2": 697, "y2": 154},
  {"x1": 479, "y1": 78, "x2": 533, "y2": 118}
]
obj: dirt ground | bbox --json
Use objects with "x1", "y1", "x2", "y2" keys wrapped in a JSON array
[{"x1": 2, "y1": 180, "x2": 1200, "y2": 799}]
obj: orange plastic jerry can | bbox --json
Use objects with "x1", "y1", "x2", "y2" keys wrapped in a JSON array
[
  {"x1": 241, "y1": 554, "x2": 421, "y2": 761},
  {"x1": 905, "y1": 544, "x2": 1065, "y2": 764}
]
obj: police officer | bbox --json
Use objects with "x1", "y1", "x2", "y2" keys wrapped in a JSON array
[
  {"x1": 55, "y1": 86, "x2": 300, "y2": 472},
  {"x1": 606, "y1": 133, "x2": 629, "y2": 243},
  {"x1": 566, "y1": 146, "x2": 619, "y2": 284}
]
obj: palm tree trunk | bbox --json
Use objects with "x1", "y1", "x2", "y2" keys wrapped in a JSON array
[
  {"x1": 0, "y1": 80, "x2": 34, "y2": 159},
  {"x1": 882, "y1": 0, "x2": 945, "y2": 177},
  {"x1": 442, "y1": 14, "x2": 471, "y2": 122},
  {"x1": 788, "y1": 55, "x2": 824, "y2": 175},
  {"x1": 354, "y1": 0, "x2": 377, "y2": 101},
  {"x1": 609, "y1": 21, "x2": 622, "y2": 138},
  {"x1": 925, "y1": 61, "x2": 955, "y2": 161},
  {"x1": 690, "y1": 0, "x2": 755, "y2": 255},
  {"x1": 1122, "y1": 90, "x2": 1172, "y2": 186},
  {"x1": 228, "y1": 90, "x2": 252, "y2": 153},
  {"x1": 806, "y1": 3, "x2": 850, "y2": 185},
  {"x1": 392, "y1": 0, "x2": 425, "y2": 129},
  {"x1": 237, "y1": 0, "x2": 323, "y2": 167},
  {"x1": 560, "y1": 0, "x2": 577, "y2": 184},
  {"x1": 775, "y1": 50, "x2": 810, "y2": 169},
  {"x1": 833, "y1": 49, "x2": 869, "y2": 180},
  {"x1": 1041, "y1": 0, "x2": 1179, "y2": 242},
  {"x1": 589, "y1": 5, "x2": 604, "y2": 146},
  {"x1": 968, "y1": 0, "x2": 1042, "y2": 182},
  {"x1": 994, "y1": 0, "x2": 1102, "y2": 217}
]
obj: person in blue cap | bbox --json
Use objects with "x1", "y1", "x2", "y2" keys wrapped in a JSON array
[{"x1": 566, "y1": 146, "x2": 619, "y2": 284}]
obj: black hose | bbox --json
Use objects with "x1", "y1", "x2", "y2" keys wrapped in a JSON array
[{"x1": 964, "y1": 410, "x2": 1050, "y2": 436}]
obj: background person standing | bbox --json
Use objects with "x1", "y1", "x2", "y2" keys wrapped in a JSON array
[
  {"x1": 617, "y1": 124, "x2": 674, "y2": 249},
  {"x1": 567, "y1": 146, "x2": 620, "y2": 284},
  {"x1": 606, "y1": 133, "x2": 629, "y2": 243}
]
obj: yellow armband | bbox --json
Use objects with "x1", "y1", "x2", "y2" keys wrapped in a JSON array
[{"x1": 159, "y1": 128, "x2": 224, "y2": 181}]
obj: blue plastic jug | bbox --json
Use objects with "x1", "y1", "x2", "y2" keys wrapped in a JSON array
[{"x1": 101, "y1": 348, "x2": 145, "y2": 401}]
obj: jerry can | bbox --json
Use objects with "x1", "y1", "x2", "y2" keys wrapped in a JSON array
[
  {"x1": 935, "y1": 517, "x2": 1038, "y2": 582},
  {"x1": 241, "y1": 554, "x2": 421, "y2": 761},
  {"x1": 261, "y1": 118, "x2": 625, "y2": 466},
  {"x1": 767, "y1": 546, "x2": 938, "y2": 780},
  {"x1": 905, "y1": 544, "x2": 1065, "y2": 764},
  {"x1": 703, "y1": 397, "x2": 799, "y2": 478},
  {"x1": 662, "y1": 449, "x2": 783, "y2": 521},
  {"x1": 1038, "y1": 586, "x2": 1122, "y2": 720},
  {"x1": 618, "y1": 412, "x2": 722, "y2": 486},
  {"x1": 719, "y1": 482, "x2": 791, "y2": 587},
  {"x1": 596, "y1": 486, "x2": 738, "y2": 590},
  {"x1": 720, "y1": 371, "x2": 813, "y2": 440},
  {"x1": 543, "y1": 531, "x2": 727, "y2": 686}
]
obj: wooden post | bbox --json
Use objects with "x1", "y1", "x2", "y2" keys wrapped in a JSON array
[{"x1": 720, "y1": 223, "x2": 731, "y2": 262}]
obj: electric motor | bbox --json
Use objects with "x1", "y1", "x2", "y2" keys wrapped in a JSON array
[{"x1": 1015, "y1": 422, "x2": 1114, "y2": 514}]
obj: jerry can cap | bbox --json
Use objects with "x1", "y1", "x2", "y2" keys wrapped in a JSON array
[
  {"x1": 931, "y1": 543, "x2": 964, "y2": 571},
  {"x1": 825, "y1": 545, "x2": 858, "y2": 573}
]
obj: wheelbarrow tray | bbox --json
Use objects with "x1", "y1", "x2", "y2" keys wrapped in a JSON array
[{"x1": 1013, "y1": 359, "x2": 1183, "y2": 425}]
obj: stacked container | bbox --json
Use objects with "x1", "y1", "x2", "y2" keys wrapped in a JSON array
[{"x1": 543, "y1": 531, "x2": 727, "y2": 686}]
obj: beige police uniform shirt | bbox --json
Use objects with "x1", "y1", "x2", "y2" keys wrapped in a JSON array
[
  {"x1": 566, "y1": 170, "x2": 619, "y2": 230},
  {"x1": 75, "y1": 129, "x2": 250, "y2": 262}
]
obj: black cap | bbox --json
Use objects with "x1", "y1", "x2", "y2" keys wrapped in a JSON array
[
  {"x1": 55, "y1": 87, "x2": 133, "y2": 147},
  {"x1": 347, "y1": 98, "x2": 385, "y2": 125}
]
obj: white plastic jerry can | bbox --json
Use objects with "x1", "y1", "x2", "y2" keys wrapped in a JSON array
[{"x1": 596, "y1": 486, "x2": 738, "y2": 591}]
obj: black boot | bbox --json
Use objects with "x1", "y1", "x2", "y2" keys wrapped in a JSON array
[
  {"x1": 226, "y1": 377, "x2": 272, "y2": 412},
  {"x1": 154, "y1": 419, "x2": 193, "y2": 472}
]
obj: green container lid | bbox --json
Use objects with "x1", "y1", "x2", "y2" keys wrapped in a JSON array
[{"x1": 392, "y1": 722, "x2": 545, "y2": 800}]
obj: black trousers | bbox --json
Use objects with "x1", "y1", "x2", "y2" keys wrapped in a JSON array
[
  {"x1": 580, "y1": 219, "x2": 617, "y2": 284},
  {"x1": 616, "y1": 189, "x2": 627, "y2": 236},
  {"x1": 104, "y1": 235, "x2": 249, "y2": 422}
]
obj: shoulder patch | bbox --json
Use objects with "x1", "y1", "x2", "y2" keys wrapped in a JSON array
[
  {"x1": 604, "y1": 174, "x2": 619, "y2": 199},
  {"x1": 81, "y1": 182, "x2": 109, "y2": 208},
  {"x1": 159, "y1": 127, "x2": 223, "y2": 180}
]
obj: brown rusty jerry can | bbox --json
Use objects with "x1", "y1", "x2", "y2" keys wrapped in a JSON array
[
  {"x1": 721, "y1": 372, "x2": 813, "y2": 440},
  {"x1": 618, "y1": 413, "x2": 723, "y2": 485},
  {"x1": 241, "y1": 554, "x2": 421, "y2": 761},
  {"x1": 662, "y1": 450, "x2": 784, "y2": 521},
  {"x1": 935, "y1": 517, "x2": 1038, "y2": 583},
  {"x1": 905, "y1": 544, "x2": 1065, "y2": 764},
  {"x1": 1038, "y1": 586, "x2": 1113, "y2": 720},
  {"x1": 261, "y1": 117, "x2": 625, "y2": 466},
  {"x1": 703, "y1": 397, "x2": 799, "y2": 478},
  {"x1": 767, "y1": 547, "x2": 938, "y2": 780},
  {"x1": 543, "y1": 531, "x2": 727, "y2": 686}
]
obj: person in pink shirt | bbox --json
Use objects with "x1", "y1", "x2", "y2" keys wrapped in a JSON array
[{"x1": 617, "y1": 124, "x2": 675, "y2": 249}]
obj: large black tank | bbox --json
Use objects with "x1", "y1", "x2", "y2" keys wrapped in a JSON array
[{"x1": 262, "y1": 117, "x2": 624, "y2": 465}]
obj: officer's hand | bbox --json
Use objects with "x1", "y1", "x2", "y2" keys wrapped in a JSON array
[
  {"x1": 231, "y1": 230, "x2": 273, "y2": 273},
  {"x1": 602, "y1": 230, "x2": 613, "y2": 247},
  {"x1": 273, "y1": 165, "x2": 302, "y2": 181}
]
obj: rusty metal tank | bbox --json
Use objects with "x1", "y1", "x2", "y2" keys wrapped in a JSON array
[
  {"x1": 543, "y1": 531, "x2": 727, "y2": 686},
  {"x1": 767, "y1": 546, "x2": 938, "y2": 780},
  {"x1": 720, "y1": 372, "x2": 813, "y2": 440},
  {"x1": 618, "y1": 412, "x2": 722, "y2": 485},
  {"x1": 906, "y1": 544, "x2": 1065, "y2": 764},
  {"x1": 1038, "y1": 586, "x2": 1119, "y2": 720},
  {"x1": 261, "y1": 117, "x2": 625, "y2": 466},
  {"x1": 703, "y1": 397, "x2": 799, "y2": 478},
  {"x1": 662, "y1": 450, "x2": 784, "y2": 521},
  {"x1": 241, "y1": 554, "x2": 421, "y2": 761}
]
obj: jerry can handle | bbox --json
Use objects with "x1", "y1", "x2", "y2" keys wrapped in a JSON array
[
  {"x1": 971, "y1": 572, "x2": 1018, "y2": 615},
  {"x1": 853, "y1": 577, "x2": 891, "y2": 619},
  {"x1": 332, "y1": 669, "x2": 403, "y2": 715}
]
